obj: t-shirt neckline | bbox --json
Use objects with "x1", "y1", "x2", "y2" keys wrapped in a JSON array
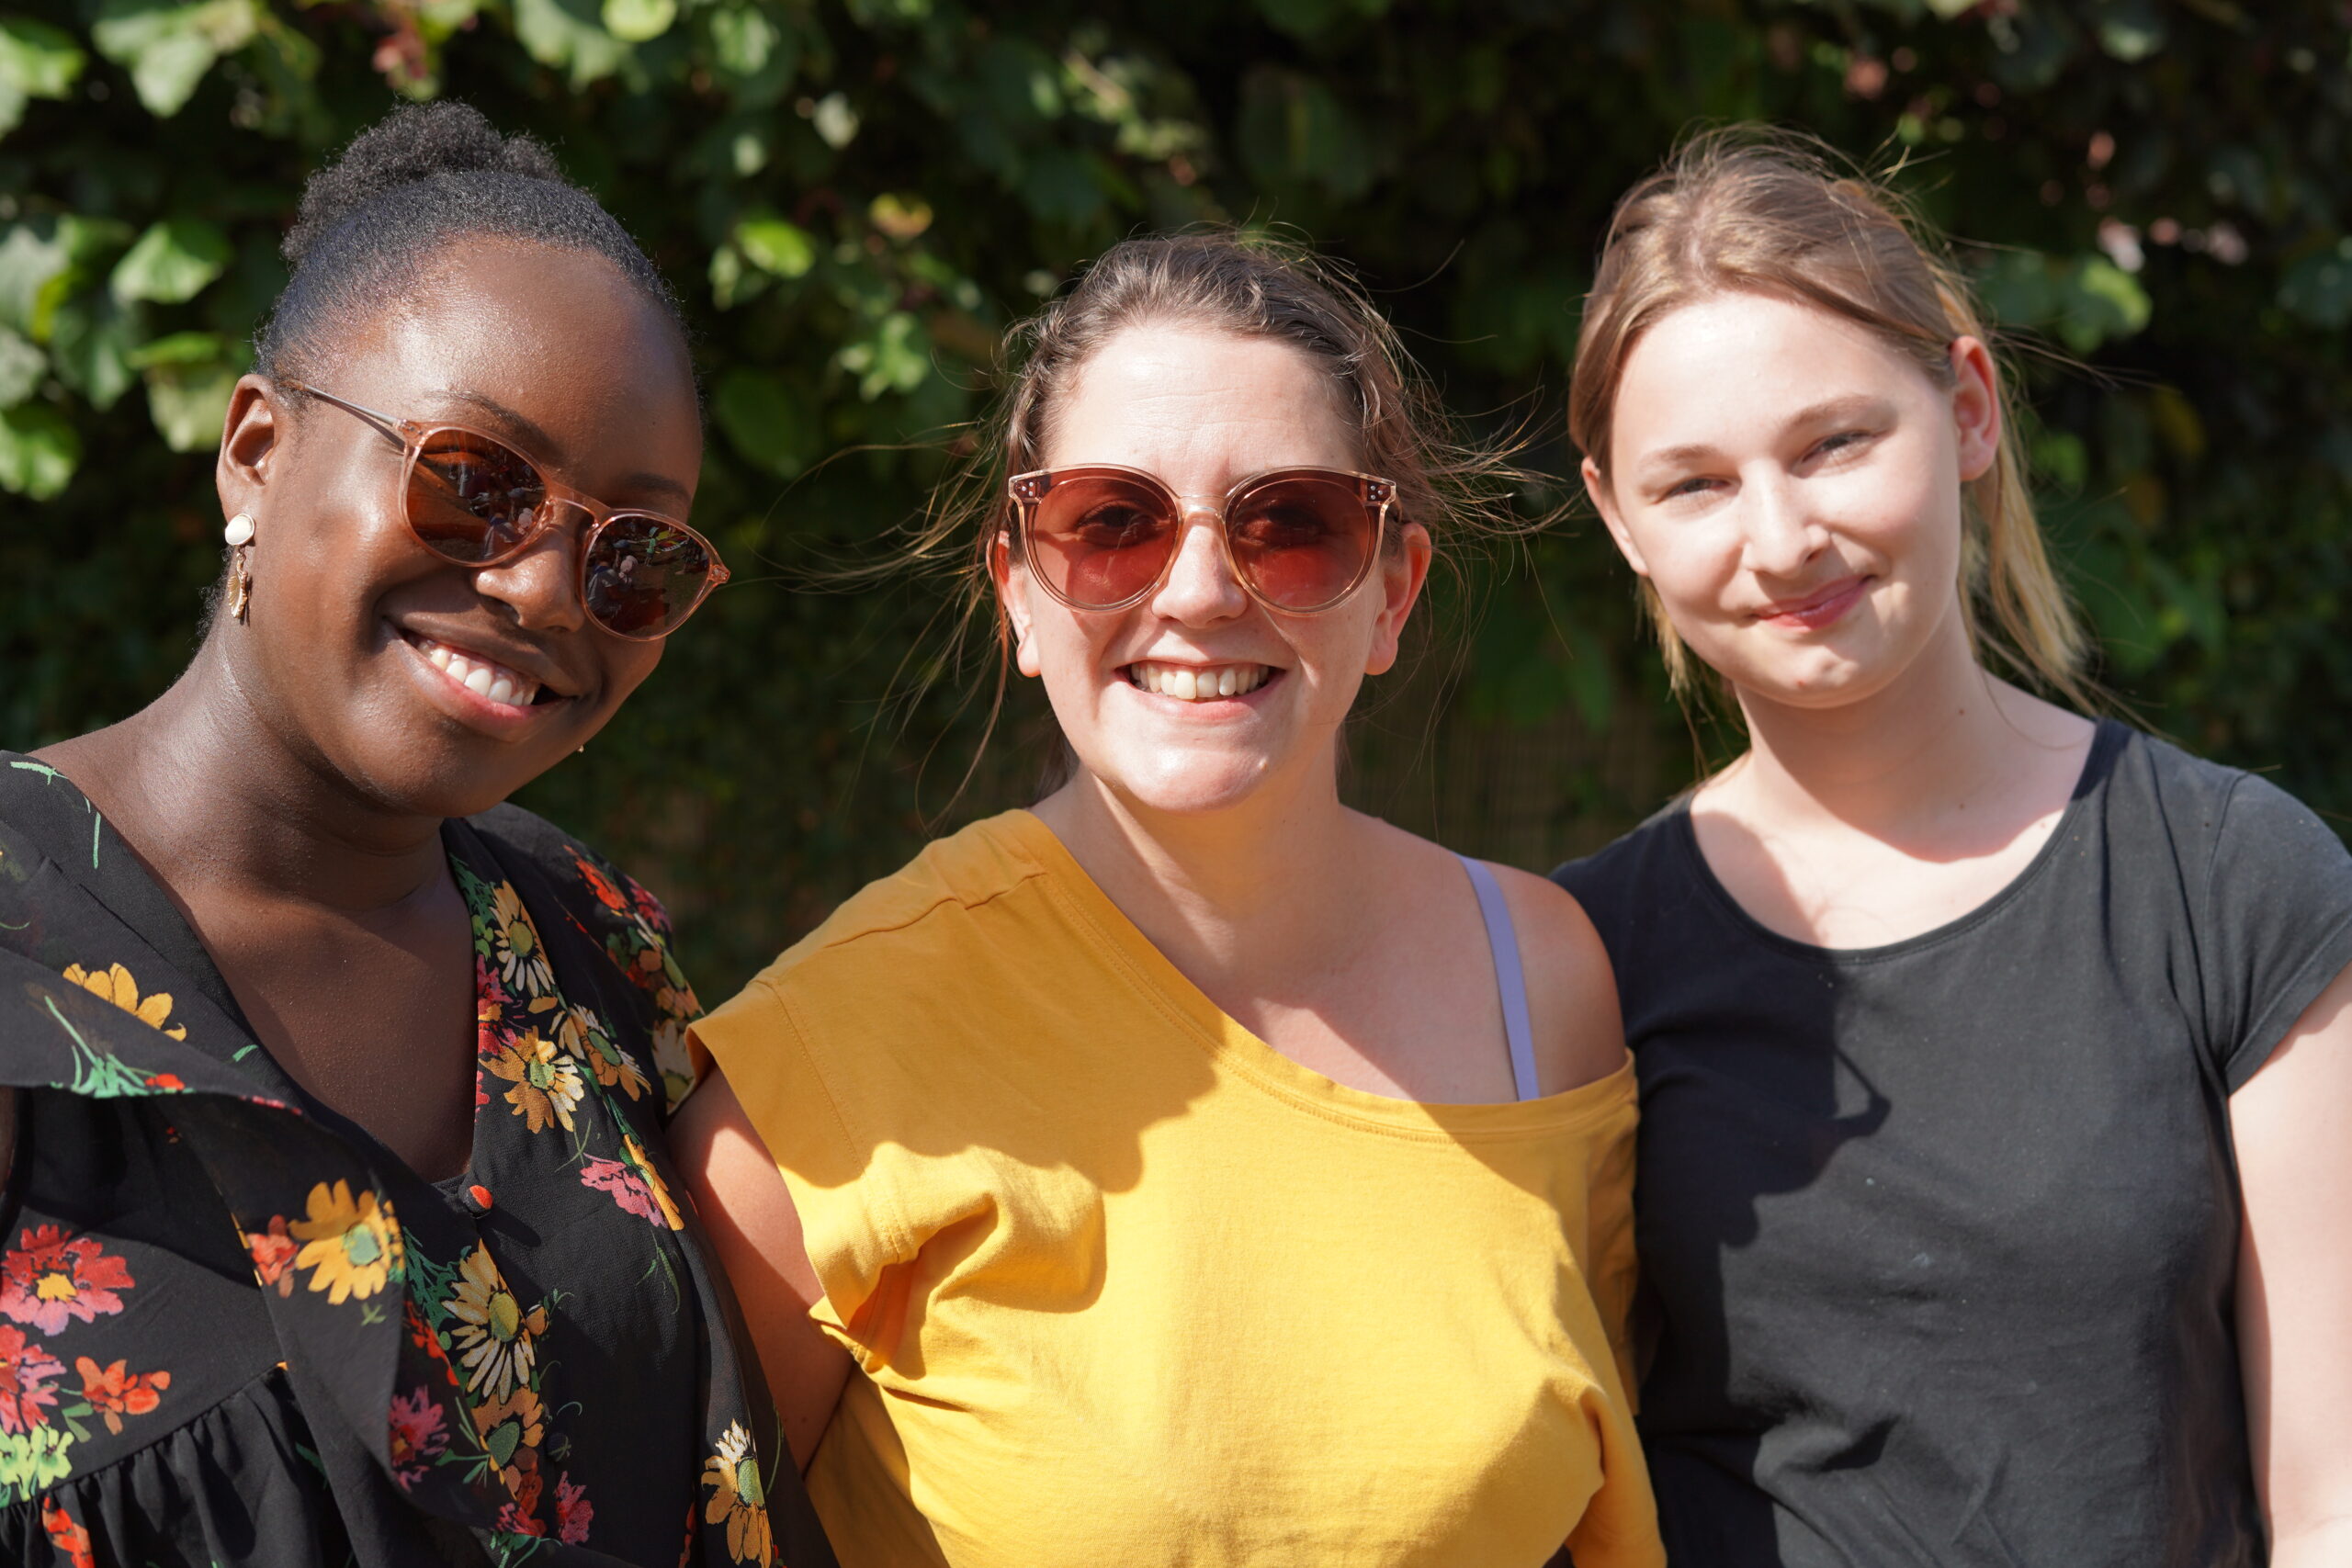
[
  {"x1": 987, "y1": 808, "x2": 1635, "y2": 1137},
  {"x1": 1666, "y1": 717, "x2": 2129, "y2": 965}
]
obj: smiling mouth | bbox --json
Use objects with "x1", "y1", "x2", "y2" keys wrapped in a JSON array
[
  {"x1": 1125, "y1": 661, "x2": 1275, "y2": 701},
  {"x1": 406, "y1": 633, "x2": 563, "y2": 708},
  {"x1": 1758, "y1": 577, "x2": 1870, "y2": 627}
]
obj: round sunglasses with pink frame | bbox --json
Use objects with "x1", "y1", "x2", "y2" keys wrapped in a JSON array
[
  {"x1": 1007, "y1": 464, "x2": 1396, "y2": 615},
  {"x1": 282, "y1": 379, "x2": 729, "y2": 640}
]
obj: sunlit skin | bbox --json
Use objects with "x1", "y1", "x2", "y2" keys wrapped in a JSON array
[
  {"x1": 1002, "y1": 326, "x2": 1420, "y2": 822},
  {"x1": 677, "y1": 321, "x2": 1634, "y2": 1472},
  {"x1": 1587, "y1": 288, "x2": 2352, "y2": 1563},
  {"x1": 38, "y1": 240, "x2": 700, "y2": 1179},
  {"x1": 1585, "y1": 291, "x2": 2093, "y2": 950}
]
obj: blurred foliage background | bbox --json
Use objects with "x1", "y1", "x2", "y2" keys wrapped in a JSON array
[{"x1": 5, "y1": 0, "x2": 2349, "y2": 992}]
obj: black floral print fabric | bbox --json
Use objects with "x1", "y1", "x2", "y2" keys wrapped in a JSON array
[{"x1": 0, "y1": 755, "x2": 835, "y2": 1568}]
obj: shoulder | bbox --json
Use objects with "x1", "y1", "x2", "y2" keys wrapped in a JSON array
[
  {"x1": 1548, "y1": 797, "x2": 1693, "y2": 944},
  {"x1": 698, "y1": 812, "x2": 1065, "y2": 1053},
  {"x1": 768, "y1": 811, "x2": 1061, "y2": 977},
  {"x1": 1483, "y1": 861, "x2": 1628, "y2": 1092},
  {"x1": 464, "y1": 799, "x2": 668, "y2": 927},
  {"x1": 2101, "y1": 725, "x2": 2349, "y2": 877}
]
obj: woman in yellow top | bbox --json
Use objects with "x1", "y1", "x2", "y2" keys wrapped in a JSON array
[{"x1": 673, "y1": 232, "x2": 1663, "y2": 1568}]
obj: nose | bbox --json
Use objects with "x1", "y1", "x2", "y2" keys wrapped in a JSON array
[
  {"x1": 1148, "y1": 504, "x2": 1249, "y2": 625},
  {"x1": 471, "y1": 504, "x2": 588, "y2": 634},
  {"x1": 1739, "y1": 470, "x2": 1826, "y2": 581}
]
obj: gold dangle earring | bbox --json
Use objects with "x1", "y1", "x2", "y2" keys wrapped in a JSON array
[{"x1": 223, "y1": 513, "x2": 255, "y2": 623}]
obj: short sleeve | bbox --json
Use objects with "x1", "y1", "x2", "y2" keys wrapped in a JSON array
[
  {"x1": 2199, "y1": 772, "x2": 2352, "y2": 1090},
  {"x1": 689, "y1": 980, "x2": 917, "y2": 1370}
]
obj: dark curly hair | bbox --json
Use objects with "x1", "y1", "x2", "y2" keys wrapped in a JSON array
[{"x1": 254, "y1": 101, "x2": 684, "y2": 380}]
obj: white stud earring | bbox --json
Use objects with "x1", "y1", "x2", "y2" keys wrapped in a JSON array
[{"x1": 223, "y1": 513, "x2": 255, "y2": 622}]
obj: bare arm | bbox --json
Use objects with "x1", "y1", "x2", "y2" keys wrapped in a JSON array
[
  {"x1": 671, "y1": 1068, "x2": 856, "y2": 1472},
  {"x1": 2233, "y1": 957, "x2": 2352, "y2": 1564}
]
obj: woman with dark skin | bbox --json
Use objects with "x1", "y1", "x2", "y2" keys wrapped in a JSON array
[{"x1": 0, "y1": 104, "x2": 832, "y2": 1567}]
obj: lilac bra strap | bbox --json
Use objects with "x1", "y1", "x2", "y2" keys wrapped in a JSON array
[{"x1": 1458, "y1": 855, "x2": 1542, "y2": 1101}]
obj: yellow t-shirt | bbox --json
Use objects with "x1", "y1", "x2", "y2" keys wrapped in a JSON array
[{"x1": 695, "y1": 811, "x2": 1661, "y2": 1568}]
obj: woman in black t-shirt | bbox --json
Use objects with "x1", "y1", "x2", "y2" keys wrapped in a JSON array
[{"x1": 1551, "y1": 130, "x2": 2352, "y2": 1567}]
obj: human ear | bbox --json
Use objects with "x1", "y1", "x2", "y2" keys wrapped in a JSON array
[
  {"x1": 989, "y1": 530, "x2": 1043, "y2": 678},
  {"x1": 216, "y1": 375, "x2": 283, "y2": 523},
  {"x1": 1583, "y1": 456, "x2": 1650, "y2": 579},
  {"x1": 1948, "y1": 336, "x2": 2003, "y2": 483},
  {"x1": 1364, "y1": 521, "x2": 1433, "y2": 678}
]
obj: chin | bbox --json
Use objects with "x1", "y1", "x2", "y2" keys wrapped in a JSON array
[
  {"x1": 1720, "y1": 642, "x2": 1907, "y2": 712},
  {"x1": 343, "y1": 736, "x2": 555, "y2": 821},
  {"x1": 1102, "y1": 752, "x2": 1277, "y2": 818}
]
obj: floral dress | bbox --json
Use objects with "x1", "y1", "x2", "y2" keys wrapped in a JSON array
[{"x1": 0, "y1": 755, "x2": 835, "y2": 1568}]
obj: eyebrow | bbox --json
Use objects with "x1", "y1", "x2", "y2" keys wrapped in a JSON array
[
  {"x1": 433, "y1": 388, "x2": 693, "y2": 507},
  {"x1": 1630, "y1": 394, "x2": 1896, "y2": 475}
]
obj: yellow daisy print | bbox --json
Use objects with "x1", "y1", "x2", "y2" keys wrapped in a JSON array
[
  {"x1": 488, "y1": 881, "x2": 556, "y2": 998},
  {"x1": 556, "y1": 1004, "x2": 650, "y2": 1101},
  {"x1": 483, "y1": 1032, "x2": 585, "y2": 1134},
  {"x1": 445, "y1": 1246, "x2": 547, "y2": 1399},
  {"x1": 61, "y1": 963, "x2": 188, "y2": 1041},
  {"x1": 288, "y1": 1181, "x2": 402, "y2": 1304},
  {"x1": 700, "y1": 1421, "x2": 774, "y2": 1566},
  {"x1": 469, "y1": 1382, "x2": 547, "y2": 1490}
]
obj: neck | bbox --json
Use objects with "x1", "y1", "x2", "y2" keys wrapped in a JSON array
[
  {"x1": 1723, "y1": 612, "x2": 2075, "y2": 845},
  {"x1": 67, "y1": 638, "x2": 448, "y2": 913},
  {"x1": 1033, "y1": 747, "x2": 1369, "y2": 976}
]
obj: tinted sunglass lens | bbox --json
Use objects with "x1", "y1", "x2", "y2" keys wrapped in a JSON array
[
  {"x1": 1028, "y1": 474, "x2": 1179, "y2": 609},
  {"x1": 408, "y1": 432, "x2": 549, "y2": 564},
  {"x1": 1228, "y1": 475, "x2": 1377, "y2": 610},
  {"x1": 586, "y1": 516, "x2": 715, "y2": 637}
]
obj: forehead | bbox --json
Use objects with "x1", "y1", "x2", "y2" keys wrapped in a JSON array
[
  {"x1": 1042, "y1": 324, "x2": 1362, "y2": 486},
  {"x1": 328, "y1": 239, "x2": 699, "y2": 488},
  {"x1": 1609, "y1": 291, "x2": 1938, "y2": 462}
]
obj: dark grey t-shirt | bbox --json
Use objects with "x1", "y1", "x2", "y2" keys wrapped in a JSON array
[{"x1": 1553, "y1": 722, "x2": 2352, "y2": 1568}]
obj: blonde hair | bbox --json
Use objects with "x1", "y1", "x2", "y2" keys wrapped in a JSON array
[{"x1": 1566, "y1": 128, "x2": 2096, "y2": 712}]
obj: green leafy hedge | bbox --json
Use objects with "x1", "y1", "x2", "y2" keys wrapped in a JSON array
[{"x1": 6, "y1": 0, "x2": 2348, "y2": 991}]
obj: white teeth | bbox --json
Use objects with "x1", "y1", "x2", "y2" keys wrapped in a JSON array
[
  {"x1": 413, "y1": 637, "x2": 543, "y2": 708},
  {"x1": 1127, "y1": 662, "x2": 1271, "y2": 702}
]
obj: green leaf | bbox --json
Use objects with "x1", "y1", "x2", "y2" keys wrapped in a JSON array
[
  {"x1": 1237, "y1": 67, "x2": 1375, "y2": 199},
  {"x1": 2060, "y1": 256, "x2": 2153, "y2": 353},
  {"x1": 126, "y1": 328, "x2": 232, "y2": 367},
  {"x1": 46, "y1": 297, "x2": 141, "y2": 409},
  {"x1": 706, "y1": 3, "x2": 774, "y2": 74},
  {"x1": 809, "y1": 91, "x2": 857, "y2": 149},
  {"x1": 0, "y1": 221, "x2": 71, "y2": 338},
  {"x1": 2279, "y1": 238, "x2": 2352, "y2": 330},
  {"x1": 712, "y1": 367, "x2": 813, "y2": 479},
  {"x1": 109, "y1": 219, "x2": 231, "y2": 304},
  {"x1": 2093, "y1": 0, "x2": 2165, "y2": 62},
  {"x1": 836, "y1": 310, "x2": 929, "y2": 400},
  {"x1": 90, "y1": 0, "x2": 260, "y2": 117},
  {"x1": 733, "y1": 214, "x2": 816, "y2": 279},
  {"x1": 0, "y1": 324, "x2": 44, "y2": 405},
  {"x1": 513, "y1": 0, "x2": 627, "y2": 88},
  {"x1": 0, "y1": 17, "x2": 88, "y2": 98},
  {"x1": 142, "y1": 353, "x2": 239, "y2": 452},
  {"x1": 601, "y1": 0, "x2": 673, "y2": 43},
  {"x1": 0, "y1": 401, "x2": 79, "y2": 499},
  {"x1": 1017, "y1": 146, "x2": 1106, "y2": 227}
]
